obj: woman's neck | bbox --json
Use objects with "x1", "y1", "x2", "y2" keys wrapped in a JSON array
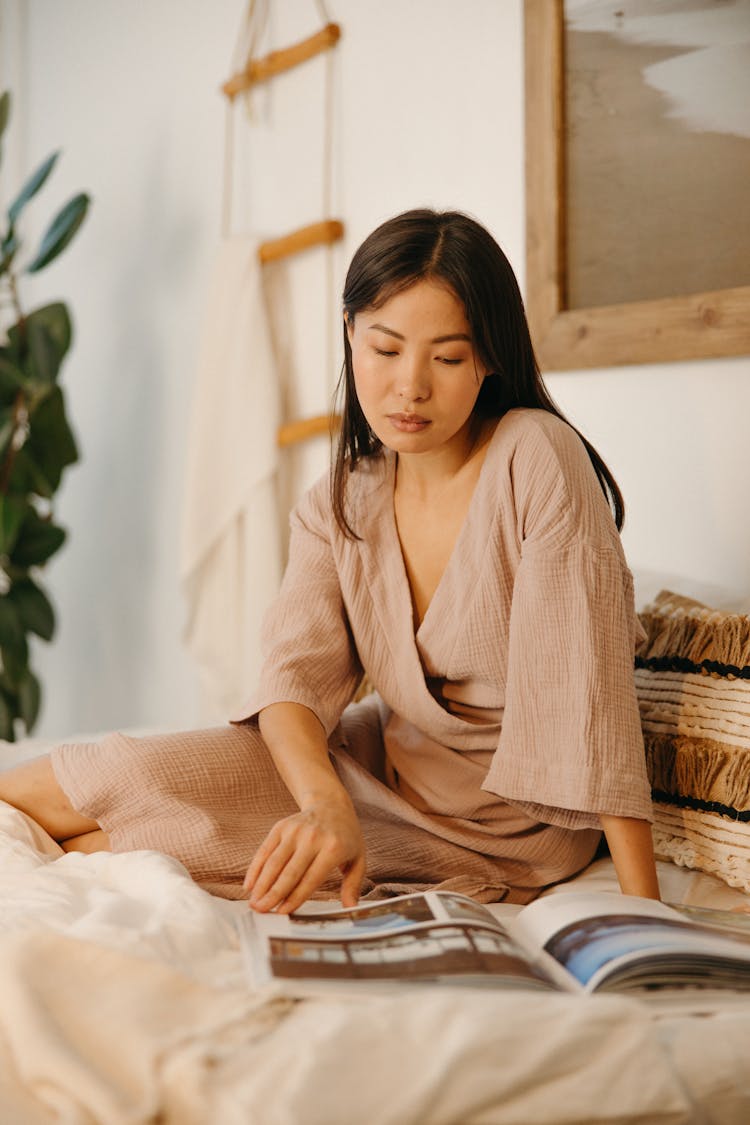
[{"x1": 394, "y1": 418, "x2": 497, "y2": 502}]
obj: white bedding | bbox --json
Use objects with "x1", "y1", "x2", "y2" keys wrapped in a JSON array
[{"x1": 2, "y1": 737, "x2": 750, "y2": 1125}]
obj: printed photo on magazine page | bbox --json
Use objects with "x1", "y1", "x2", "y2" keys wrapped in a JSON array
[{"x1": 238, "y1": 890, "x2": 750, "y2": 998}]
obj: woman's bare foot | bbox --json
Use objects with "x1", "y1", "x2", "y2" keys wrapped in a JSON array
[{"x1": 61, "y1": 829, "x2": 111, "y2": 853}]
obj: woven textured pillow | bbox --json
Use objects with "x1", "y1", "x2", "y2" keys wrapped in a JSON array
[{"x1": 635, "y1": 590, "x2": 750, "y2": 891}]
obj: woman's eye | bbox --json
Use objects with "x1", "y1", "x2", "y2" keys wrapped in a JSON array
[
  {"x1": 374, "y1": 347, "x2": 398, "y2": 357},
  {"x1": 437, "y1": 357, "x2": 464, "y2": 366}
]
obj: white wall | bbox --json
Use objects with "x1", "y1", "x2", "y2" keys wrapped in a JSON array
[
  {"x1": 1, "y1": 0, "x2": 747, "y2": 738},
  {"x1": 550, "y1": 358, "x2": 750, "y2": 612}
]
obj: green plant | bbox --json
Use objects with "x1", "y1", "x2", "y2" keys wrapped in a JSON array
[{"x1": 0, "y1": 89, "x2": 90, "y2": 740}]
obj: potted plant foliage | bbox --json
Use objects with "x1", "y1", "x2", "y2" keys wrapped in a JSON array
[{"x1": 0, "y1": 89, "x2": 90, "y2": 740}]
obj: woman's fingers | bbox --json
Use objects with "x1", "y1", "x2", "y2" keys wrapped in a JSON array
[
  {"x1": 245, "y1": 819, "x2": 330, "y2": 909},
  {"x1": 339, "y1": 853, "x2": 367, "y2": 908},
  {"x1": 244, "y1": 802, "x2": 367, "y2": 913},
  {"x1": 246, "y1": 830, "x2": 310, "y2": 905},
  {"x1": 242, "y1": 825, "x2": 285, "y2": 893},
  {"x1": 249, "y1": 845, "x2": 318, "y2": 911},
  {"x1": 275, "y1": 848, "x2": 367, "y2": 914},
  {"x1": 274, "y1": 848, "x2": 346, "y2": 914}
]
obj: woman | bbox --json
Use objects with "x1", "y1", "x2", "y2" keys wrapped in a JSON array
[{"x1": 1, "y1": 209, "x2": 659, "y2": 910}]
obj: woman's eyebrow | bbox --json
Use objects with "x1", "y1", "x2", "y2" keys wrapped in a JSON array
[
  {"x1": 367, "y1": 323, "x2": 471, "y2": 344},
  {"x1": 367, "y1": 323, "x2": 404, "y2": 339}
]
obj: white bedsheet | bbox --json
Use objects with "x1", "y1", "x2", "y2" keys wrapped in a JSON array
[{"x1": 2, "y1": 742, "x2": 750, "y2": 1124}]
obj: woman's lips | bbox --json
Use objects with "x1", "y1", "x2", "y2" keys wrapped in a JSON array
[{"x1": 387, "y1": 413, "x2": 431, "y2": 433}]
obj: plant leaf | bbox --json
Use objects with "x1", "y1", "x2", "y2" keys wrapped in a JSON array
[
  {"x1": 5, "y1": 446, "x2": 54, "y2": 499},
  {"x1": 17, "y1": 666, "x2": 41, "y2": 732},
  {"x1": 0, "y1": 91, "x2": 10, "y2": 144},
  {"x1": 10, "y1": 507, "x2": 66, "y2": 567},
  {"x1": 0, "y1": 354, "x2": 25, "y2": 403},
  {"x1": 21, "y1": 301, "x2": 73, "y2": 371},
  {"x1": 7, "y1": 304, "x2": 72, "y2": 382},
  {"x1": 0, "y1": 496, "x2": 27, "y2": 556},
  {"x1": 8, "y1": 151, "x2": 59, "y2": 227},
  {"x1": 0, "y1": 595, "x2": 26, "y2": 658},
  {"x1": 0, "y1": 230, "x2": 18, "y2": 274},
  {"x1": 3, "y1": 324, "x2": 22, "y2": 363},
  {"x1": 1, "y1": 642, "x2": 26, "y2": 684},
  {"x1": 26, "y1": 386, "x2": 79, "y2": 490},
  {"x1": 27, "y1": 319, "x2": 61, "y2": 382},
  {"x1": 0, "y1": 689, "x2": 15, "y2": 742},
  {"x1": 26, "y1": 303, "x2": 72, "y2": 363},
  {"x1": 0, "y1": 406, "x2": 15, "y2": 461},
  {"x1": 9, "y1": 575, "x2": 55, "y2": 641},
  {"x1": 26, "y1": 193, "x2": 90, "y2": 273}
]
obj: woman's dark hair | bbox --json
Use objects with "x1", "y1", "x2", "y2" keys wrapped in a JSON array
[{"x1": 332, "y1": 208, "x2": 624, "y2": 535}]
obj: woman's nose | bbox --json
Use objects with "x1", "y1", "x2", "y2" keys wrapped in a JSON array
[{"x1": 397, "y1": 355, "x2": 430, "y2": 401}]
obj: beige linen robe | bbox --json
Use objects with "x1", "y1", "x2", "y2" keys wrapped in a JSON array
[{"x1": 52, "y1": 409, "x2": 652, "y2": 902}]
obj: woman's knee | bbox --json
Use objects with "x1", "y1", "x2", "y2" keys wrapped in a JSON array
[{"x1": 0, "y1": 754, "x2": 100, "y2": 840}]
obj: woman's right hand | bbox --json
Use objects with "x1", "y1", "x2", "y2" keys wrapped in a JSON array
[{"x1": 243, "y1": 794, "x2": 366, "y2": 914}]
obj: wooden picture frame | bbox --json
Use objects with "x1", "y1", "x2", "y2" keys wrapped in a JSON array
[{"x1": 524, "y1": 0, "x2": 750, "y2": 371}]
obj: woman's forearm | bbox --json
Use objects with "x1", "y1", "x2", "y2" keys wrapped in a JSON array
[
  {"x1": 600, "y1": 814, "x2": 660, "y2": 899},
  {"x1": 258, "y1": 701, "x2": 351, "y2": 810},
  {"x1": 246, "y1": 702, "x2": 365, "y2": 912}
]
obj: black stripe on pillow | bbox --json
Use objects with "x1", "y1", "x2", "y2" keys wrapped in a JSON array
[
  {"x1": 636, "y1": 656, "x2": 750, "y2": 680},
  {"x1": 651, "y1": 789, "x2": 750, "y2": 822}
]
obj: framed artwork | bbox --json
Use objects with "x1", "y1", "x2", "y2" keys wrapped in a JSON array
[{"x1": 524, "y1": 0, "x2": 750, "y2": 370}]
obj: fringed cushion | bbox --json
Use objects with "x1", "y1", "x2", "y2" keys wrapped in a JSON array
[{"x1": 635, "y1": 590, "x2": 750, "y2": 891}]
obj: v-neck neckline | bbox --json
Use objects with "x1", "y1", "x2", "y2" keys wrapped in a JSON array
[{"x1": 386, "y1": 420, "x2": 502, "y2": 643}]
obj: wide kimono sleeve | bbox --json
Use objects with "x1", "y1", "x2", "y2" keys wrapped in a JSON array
[
  {"x1": 229, "y1": 476, "x2": 363, "y2": 737},
  {"x1": 481, "y1": 414, "x2": 652, "y2": 831}
]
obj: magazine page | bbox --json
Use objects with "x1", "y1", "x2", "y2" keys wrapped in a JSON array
[
  {"x1": 510, "y1": 892, "x2": 750, "y2": 994},
  {"x1": 239, "y1": 890, "x2": 557, "y2": 994}
]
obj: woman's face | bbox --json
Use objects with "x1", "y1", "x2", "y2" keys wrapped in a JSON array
[{"x1": 346, "y1": 278, "x2": 488, "y2": 460}]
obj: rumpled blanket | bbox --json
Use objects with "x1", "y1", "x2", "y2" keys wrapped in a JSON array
[{"x1": 2, "y1": 795, "x2": 750, "y2": 1125}]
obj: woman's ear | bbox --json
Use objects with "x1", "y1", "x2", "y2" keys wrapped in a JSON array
[
  {"x1": 344, "y1": 312, "x2": 354, "y2": 346},
  {"x1": 474, "y1": 357, "x2": 491, "y2": 383}
]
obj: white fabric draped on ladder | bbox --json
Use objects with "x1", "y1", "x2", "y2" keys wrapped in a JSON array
[{"x1": 180, "y1": 236, "x2": 282, "y2": 718}]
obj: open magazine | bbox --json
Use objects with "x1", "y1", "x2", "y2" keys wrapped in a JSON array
[{"x1": 237, "y1": 890, "x2": 750, "y2": 997}]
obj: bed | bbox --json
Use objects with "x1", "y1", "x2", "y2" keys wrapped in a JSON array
[
  {"x1": 1, "y1": 730, "x2": 750, "y2": 1125},
  {"x1": 2, "y1": 585, "x2": 750, "y2": 1124}
]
